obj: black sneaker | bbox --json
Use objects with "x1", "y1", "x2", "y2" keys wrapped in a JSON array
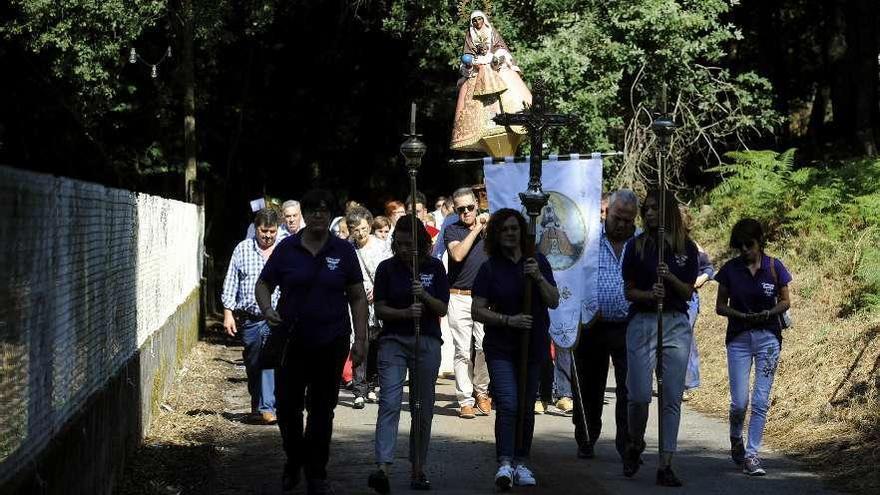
[
  {"x1": 282, "y1": 462, "x2": 300, "y2": 491},
  {"x1": 622, "y1": 440, "x2": 645, "y2": 477},
  {"x1": 410, "y1": 472, "x2": 431, "y2": 491},
  {"x1": 730, "y1": 436, "x2": 746, "y2": 465},
  {"x1": 368, "y1": 469, "x2": 391, "y2": 494},
  {"x1": 307, "y1": 478, "x2": 336, "y2": 495},
  {"x1": 656, "y1": 466, "x2": 683, "y2": 487},
  {"x1": 577, "y1": 442, "x2": 595, "y2": 459}
]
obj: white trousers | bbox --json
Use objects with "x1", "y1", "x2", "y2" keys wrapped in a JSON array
[{"x1": 448, "y1": 293, "x2": 489, "y2": 406}]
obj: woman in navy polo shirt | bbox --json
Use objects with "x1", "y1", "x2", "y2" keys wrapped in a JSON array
[
  {"x1": 715, "y1": 218, "x2": 791, "y2": 476},
  {"x1": 255, "y1": 189, "x2": 369, "y2": 495},
  {"x1": 620, "y1": 190, "x2": 699, "y2": 487},
  {"x1": 367, "y1": 215, "x2": 449, "y2": 493},
  {"x1": 471, "y1": 209, "x2": 559, "y2": 490}
]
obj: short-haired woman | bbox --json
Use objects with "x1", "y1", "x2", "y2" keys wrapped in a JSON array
[
  {"x1": 621, "y1": 189, "x2": 699, "y2": 486},
  {"x1": 372, "y1": 216, "x2": 392, "y2": 241},
  {"x1": 367, "y1": 215, "x2": 449, "y2": 493},
  {"x1": 714, "y1": 218, "x2": 791, "y2": 476},
  {"x1": 255, "y1": 189, "x2": 369, "y2": 493},
  {"x1": 384, "y1": 200, "x2": 406, "y2": 227},
  {"x1": 471, "y1": 209, "x2": 559, "y2": 490}
]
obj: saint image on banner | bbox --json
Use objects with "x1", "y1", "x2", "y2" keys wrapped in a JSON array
[
  {"x1": 450, "y1": 10, "x2": 533, "y2": 157},
  {"x1": 534, "y1": 192, "x2": 586, "y2": 272}
]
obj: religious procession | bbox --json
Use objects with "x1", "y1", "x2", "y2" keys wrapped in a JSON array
[
  {"x1": 2, "y1": 1, "x2": 877, "y2": 495},
  {"x1": 217, "y1": 7, "x2": 792, "y2": 495}
]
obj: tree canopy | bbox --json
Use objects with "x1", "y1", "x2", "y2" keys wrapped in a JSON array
[{"x1": 0, "y1": 0, "x2": 877, "y2": 254}]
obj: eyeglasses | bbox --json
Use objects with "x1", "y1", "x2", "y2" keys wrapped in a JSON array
[
  {"x1": 455, "y1": 204, "x2": 477, "y2": 214},
  {"x1": 304, "y1": 207, "x2": 330, "y2": 216},
  {"x1": 737, "y1": 243, "x2": 756, "y2": 252}
]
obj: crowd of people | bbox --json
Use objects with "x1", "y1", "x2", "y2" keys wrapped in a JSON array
[{"x1": 220, "y1": 185, "x2": 792, "y2": 494}]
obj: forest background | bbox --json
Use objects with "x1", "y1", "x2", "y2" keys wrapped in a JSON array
[{"x1": 1, "y1": 1, "x2": 879, "y2": 491}]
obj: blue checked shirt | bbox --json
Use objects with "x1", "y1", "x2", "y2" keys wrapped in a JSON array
[
  {"x1": 597, "y1": 224, "x2": 636, "y2": 322},
  {"x1": 221, "y1": 238, "x2": 280, "y2": 315}
]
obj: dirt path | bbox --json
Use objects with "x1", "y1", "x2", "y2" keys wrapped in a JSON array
[
  {"x1": 204, "y1": 338, "x2": 838, "y2": 495},
  {"x1": 121, "y1": 332, "x2": 841, "y2": 494}
]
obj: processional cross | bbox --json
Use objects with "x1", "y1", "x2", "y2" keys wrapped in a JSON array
[
  {"x1": 492, "y1": 80, "x2": 576, "y2": 230},
  {"x1": 491, "y1": 80, "x2": 576, "y2": 451}
]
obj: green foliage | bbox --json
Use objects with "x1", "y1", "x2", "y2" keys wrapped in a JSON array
[
  {"x1": 1, "y1": 0, "x2": 166, "y2": 119},
  {"x1": 381, "y1": 0, "x2": 779, "y2": 175},
  {"x1": 703, "y1": 150, "x2": 880, "y2": 313}
]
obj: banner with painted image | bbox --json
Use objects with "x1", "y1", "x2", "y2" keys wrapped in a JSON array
[{"x1": 483, "y1": 155, "x2": 602, "y2": 349}]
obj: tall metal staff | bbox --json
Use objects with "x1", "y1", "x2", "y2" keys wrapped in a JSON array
[
  {"x1": 493, "y1": 81, "x2": 574, "y2": 451},
  {"x1": 400, "y1": 102, "x2": 428, "y2": 476},
  {"x1": 649, "y1": 91, "x2": 676, "y2": 456}
]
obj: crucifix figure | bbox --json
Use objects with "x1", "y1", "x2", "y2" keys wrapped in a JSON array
[{"x1": 491, "y1": 79, "x2": 576, "y2": 452}]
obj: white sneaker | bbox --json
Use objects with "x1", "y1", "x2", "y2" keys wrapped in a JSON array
[
  {"x1": 494, "y1": 464, "x2": 513, "y2": 491},
  {"x1": 513, "y1": 464, "x2": 536, "y2": 486},
  {"x1": 367, "y1": 390, "x2": 378, "y2": 403},
  {"x1": 353, "y1": 396, "x2": 365, "y2": 409}
]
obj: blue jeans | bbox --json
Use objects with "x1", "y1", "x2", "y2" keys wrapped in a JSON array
[
  {"x1": 487, "y1": 355, "x2": 542, "y2": 463},
  {"x1": 374, "y1": 335, "x2": 442, "y2": 466},
  {"x1": 240, "y1": 319, "x2": 275, "y2": 413},
  {"x1": 553, "y1": 347, "x2": 572, "y2": 398},
  {"x1": 727, "y1": 329, "x2": 780, "y2": 458},
  {"x1": 626, "y1": 311, "x2": 691, "y2": 453},
  {"x1": 685, "y1": 295, "x2": 701, "y2": 390}
]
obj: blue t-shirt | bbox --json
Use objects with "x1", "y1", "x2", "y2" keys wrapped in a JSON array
[
  {"x1": 621, "y1": 234, "x2": 699, "y2": 316},
  {"x1": 444, "y1": 221, "x2": 488, "y2": 289},
  {"x1": 715, "y1": 254, "x2": 792, "y2": 344},
  {"x1": 472, "y1": 254, "x2": 556, "y2": 363},
  {"x1": 373, "y1": 256, "x2": 450, "y2": 340},
  {"x1": 432, "y1": 214, "x2": 459, "y2": 259},
  {"x1": 259, "y1": 233, "x2": 363, "y2": 347}
]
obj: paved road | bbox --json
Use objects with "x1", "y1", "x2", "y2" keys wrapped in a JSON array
[{"x1": 212, "y1": 344, "x2": 837, "y2": 495}]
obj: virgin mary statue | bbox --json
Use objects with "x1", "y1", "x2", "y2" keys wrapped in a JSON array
[{"x1": 450, "y1": 10, "x2": 533, "y2": 157}]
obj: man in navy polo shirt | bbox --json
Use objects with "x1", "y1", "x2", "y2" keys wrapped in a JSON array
[
  {"x1": 444, "y1": 186, "x2": 492, "y2": 419},
  {"x1": 256, "y1": 189, "x2": 369, "y2": 495}
]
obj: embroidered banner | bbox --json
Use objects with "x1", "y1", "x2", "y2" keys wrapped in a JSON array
[{"x1": 483, "y1": 155, "x2": 603, "y2": 348}]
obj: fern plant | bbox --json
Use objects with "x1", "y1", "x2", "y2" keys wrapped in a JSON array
[{"x1": 705, "y1": 148, "x2": 798, "y2": 234}]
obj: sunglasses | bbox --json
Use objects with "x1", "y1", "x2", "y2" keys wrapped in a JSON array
[{"x1": 455, "y1": 204, "x2": 477, "y2": 214}]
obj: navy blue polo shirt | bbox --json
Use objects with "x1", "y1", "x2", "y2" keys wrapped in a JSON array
[
  {"x1": 259, "y1": 233, "x2": 363, "y2": 347},
  {"x1": 472, "y1": 254, "x2": 556, "y2": 363},
  {"x1": 715, "y1": 254, "x2": 792, "y2": 344},
  {"x1": 373, "y1": 256, "x2": 450, "y2": 340},
  {"x1": 444, "y1": 221, "x2": 488, "y2": 289},
  {"x1": 621, "y1": 234, "x2": 699, "y2": 316}
]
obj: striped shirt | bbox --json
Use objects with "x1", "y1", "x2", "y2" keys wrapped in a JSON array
[
  {"x1": 221, "y1": 238, "x2": 280, "y2": 316},
  {"x1": 597, "y1": 224, "x2": 634, "y2": 322}
]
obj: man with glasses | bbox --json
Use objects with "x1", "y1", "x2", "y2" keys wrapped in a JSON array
[{"x1": 443, "y1": 187, "x2": 492, "y2": 419}]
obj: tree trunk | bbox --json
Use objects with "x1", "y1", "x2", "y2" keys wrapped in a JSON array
[
  {"x1": 182, "y1": 0, "x2": 198, "y2": 200},
  {"x1": 847, "y1": 0, "x2": 879, "y2": 155}
]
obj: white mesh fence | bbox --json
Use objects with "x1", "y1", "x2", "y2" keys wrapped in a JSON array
[{"x1": 0, "y1": 166, "x2": 202, "y2": 483}]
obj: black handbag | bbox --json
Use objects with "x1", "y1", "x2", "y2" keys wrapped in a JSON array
[
  {"x1": 258, "y1": 319, "x2": 294, "y2": 370},
  {"x1": 257, "y1": 261, "x2": 322, "y2": 369}
]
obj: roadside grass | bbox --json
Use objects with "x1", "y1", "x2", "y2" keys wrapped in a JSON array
[{"x1": 687, "y1": 152, "x2": 880, "y2": 494}]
